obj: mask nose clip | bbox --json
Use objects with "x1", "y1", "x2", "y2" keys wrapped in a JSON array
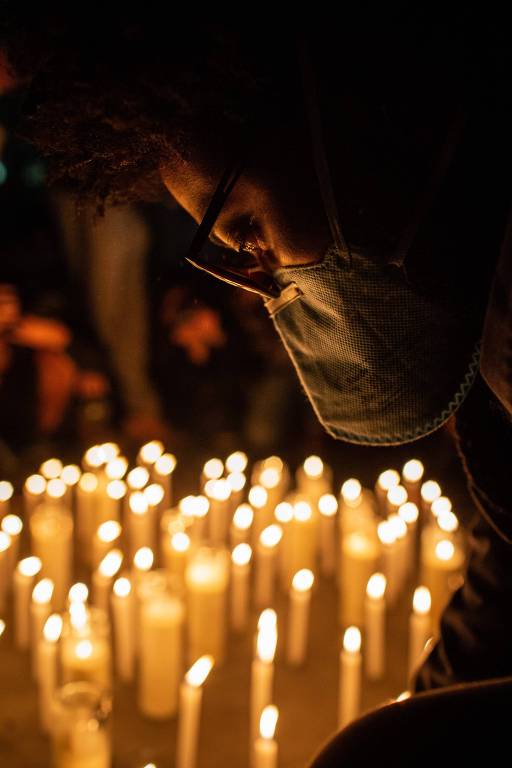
[{"x1": 264, "y1": 282, "x2": 303, "y2": 317}]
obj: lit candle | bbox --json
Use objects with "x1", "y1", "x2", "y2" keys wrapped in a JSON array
[
  {"x1": 201, "y1": 458, "x2": 224, "y2": 490},
  {"x1": 387, "y1": 514, "x2": 408, "y2": 596},
  {"x1": 98, "y1": 479, "x2": 126, "y2": 525},
  {"x1": 153, "y1": 453, "x2": 176, "y2": 508},
  {"x1": 339, "y1": 478, "x2": 376, "y2": 538},
  {"x1": 138, "y1": 440, "x2": 164, "y2": 468},
  {"x1": 139, "y1": 588, "x2": 185, "y2": 719},
  {"x1": 420, "y1": 480, "x2": 442, "y2": 520},
  {"x1": 92, "y1": 520, "x2": 122, "y2": 570},
  {"x1": 386, "y1": 484, "x2": 408, "y2": 516},
  {"x1": 409, "y1": 586, "x2": 432, "y2": 678},
  {"x1": 251, "y1": 612, "x2": 277, "y2": 744},
  {"x1": 163, "y1": 531, "x2": 191, "y2": 585},
  {"x1": 191, "y1": 495, "x2": 209, "y2": 542},
  {"x1": 401, "y1": 459, "x2": 424, "y2": 506},
  {"x1": 249, "y1": 485, "x2": 271, "y2": 546},
  {"x1": 226, "y1": 471, "x2": 247, "y2": 510},
  {"x1": 83, "y1": 445, "x2": 107, "y2": 473},
  {"x1": 377, "y1": 520, "x2": 400, "y2": 607},
  {"x1": 420, "y1": 537, "x2": 465, "y2": 627},
  {"x1": 68, "y1": 582, "x2": 89, "y2": 606},
  {"x1": 61, "y1": 608, "x2": 111, "y2": 688},
  {"x1": 287, "y1": 569, "x2": 314, "y2": 666},
  {"x1": 37, "y1": 613, "x2": 63, "y2": 732},
  {"x1": 0, "y1": 531, "x2": 11, "y2": 612},
  {"x1": 0, "y1": 480, "x2": 14, "y2": 517},
  {"x1": 339, "y1": 530, "x2": 379, "y2": 627},
  {"x1": 92, "y1": 549, "x2": 123, "y2": 611},
  {"x1": 31, "y1": 578, "x2": 54, "y2": 678},
  {"x1": 14, "y1": 556, "x2": 42, "y2": 649},
  {"x1": 280, "y1": 501, "x2": 316, "y2": 590},
  {"x1": 176, "y1": 656, "x2": 214, "y2": 768},
  {"x1": 185, "y1": 547, "x2": 229, "y2": 664},
  {"x1": 398, "y1": 502, "x2": 420, "y2": 579},
  {"x1": 23, "y1": 475, "x2": 46, "y2": 518},
  {"x1": 41, "y1": 457, "x2": 63, "y2": 481},
  {"x1": 254, "y1": 705, "x2": 279, "y2": 768},
  {"x1": 105, "y1": 456, "x2": 128, "y2": 482},
  {"x1": 61, "y1": 463, "x2": 81, "y2": 488},
  {"x1": 230, "y1": 504, "x2": 254, "y2": 548},
  {"x1": 127, "y1": 466, "x2": 150, "y2": 492},
  {"x1": 339, "y1": 626, "x2": 362, "y2": 729},
  {"x1": 296, "y1": 455, "x2": 332, "y2": 506},
  {"x1": 111, "y1": 577, "x2": 135, "y2": 683},
  {"x1": 46, "y1": 478, "x2": 68, "y2": 511},
  {"x1": 132, "y1": 546, "x2": 154, "y2": 583},
  {"x1": 255, "y1": 524, "x2": 282, "y2": 608},
  {"x1": 226, "y1": 451, "x2": 249, "y2": 475},
  {"x1": 259, "y1": 465, "x2": 284, "y2": 512},
  {"x1": 364, "y1": 573, "x2": 386, "y2": 681},
  {"x1": 374, "y1": 469, "x2": 400, "y2": 515},
  {"x1": 318, "y1": 494, "x2": 338, "y2": 577},
  {"x1": 431, "y1": 495, "x2": 453, "y2": 522},
  {"x1": 128, "y1": 491, "x2": 154, "y2": 558},
  {"x1": 30, "y1": 506, "x2": 73, "y2": 610},
  {"x1": 204, "y1": 478, "x2": 231, "y2": 545},
  {"x1": 230, "y1": 543, "x2": 252, "y2": 632},
  {"x1": 76, "y1": 472, "x2": 99, "y2": 552}
]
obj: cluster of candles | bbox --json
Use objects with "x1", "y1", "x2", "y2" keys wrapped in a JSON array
[{"x1": 0, "y1": 446, "x2": 466, "y2": 767}]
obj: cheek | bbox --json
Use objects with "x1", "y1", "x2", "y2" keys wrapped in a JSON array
[{"x1": 161, "y1": 163, "x2": 215, "y2": 223}]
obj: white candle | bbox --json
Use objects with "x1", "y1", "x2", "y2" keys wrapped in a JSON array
[
  {"x1": 296, "y1": 455, "x2": 332, "y2": 506},
  {"x1": 111, "y1": 577, "x2": 135, "y2": 683},
  {"x1": 280, "y1": 501, "x2": 316, "y2": 590},
  {"x1": 339, "y1": 626, "x2": 362, "y2": 729},
  {"x1": 68, "y1": 582, "x2": 89, "y2": 607},
  {"x1": 0, "y1": 480, "x2": 14, "y2": 517},
  {"x1": 251, "y1": 613, "x2": 277, "y2": 743},
  {"x1": 230, "y1": 543, "x2": 252, "y2": 632},
  {"x1": 31, "y1": 578, "x2": 54, "y2": 678},
  {"x1": 387, "y1": 514, "x2": 408, "y2": 596},
  {"x1": 128, "y1": 491, "x2": 154, "y2": 558},
  {"x1": 205, "y1": 478, "x2": 232, "y2": 545},
  {"x1": 176, "y1": 655, "x2": 214, "y2": 768},
  {"x1": 401, "y1": 459, "x2": 424, "y2": 506},
  {"x1": 339, "y1": 479, "x2": 376, "y2": 538},
  {"x1": 40, "y1": 457, "x2": 63, "y2": 481},
  {"x1": 60, "y1": 463, "x2": 82, "y2": 500},
  {"x1": 185, "y1": 547, "x2": 229, "y2": 664},
  {"x1": 163, "y1": 531, "x2": 191, "y2": 585},
  {"x1": 230, "y1": 504, "x2": 254, "y2": 548},
  {"x1": 76, "y1": 472, "x2": 99, "y2": 554},
  {"x1": 37, "y1": 613, "x2": 63, "y2": 732},
  {"x1": 249, "y1": 485, "x2": 272, "y2": 546},
  {"x1": 226, "y1": 471, "x2": 247, "y2": 511},
  {"x1": 61, "y1": 609, "x2": 111, "y2": 688},
  {"x1": 30, "y1": 506, "x2": 73, "y2": 610},
  {"x1": 225, "y1": 451, "x2": 249, "y2": 475},
  {"x1": 98, "y1": 479, "x2": 126, "y2": 525},
  {"x1": 339, "y1": 531, "x2": 379, "y2": 627},
  {"x1": 255, "y1": 524, "x2": 282, "y2": 608},
  {"x1": 420, "y1": 537, "x2": 465, "y2": 627},
  {"x1": 14, "y1": 556, "x2": 42, "y2": 649},
  {"x1": 23, "y1": 475, "x2": 46, "y2": 518},
  {"x1": 386, "y1": 484, "x2": 408, "y2": 517},
  {"x1": 377, "y1": 520, "x2": 400, "y2": 607},
  {"x1": 46, "y1": 478, "x2": 68, "y2": 511},
  {"x1": 127, "y1": 466, "x2": 150, "y2": 492},
  {"x1": 139, "y1": 590, "x2": 185, "y2": 719},
  {"x1": 409, "y1": 586, "x2": 432, "y2": 678},
  {"x1": 138, "y1": 439, "x2": 164, "y2": 468},
  {"x1": 201, "y1": 457, "x2": 224, "y2": 490},
  {"x1": 398, "y1": 502, "x2": 420, "y2": 579},
  {"x1": 92, "y1": 549, "x2": 123, "y2": 612},
  {"x1": 318, "y1": 494, "x2": 338, "y2": 577},
  {"x1": 92, "y1": 520, "x2": 122, "y2": 570},
  {"x1": 0, "y1": 531, "x2": 11, "y2": 612},
  {"x1": 254, "y1": 705, "x2": 279, "y2": 768},
  {"x1": 105, "y1": 456, "x2": 128, "y2": 482},
  {"x1": 153, "y1": 453, "x2": 176, "y2": 508},
  {"x1": 420, "y1": 480, "x2": 442, "y2": 520},
  {"x1": 259, "y1": 462, "x2": 287, "y2": 511},
  {"x1": 287, "y1": 569, "x2": 314, "y2": 666},
  {"x1": 374, "y1": 470, "x2": 400, "y2": 515},
  {"x1": 364, "y1": 573, "x2": 386, "y2": 681}
]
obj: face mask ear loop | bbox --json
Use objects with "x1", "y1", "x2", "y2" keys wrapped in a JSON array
[{"x1": 296, "y1": 37, "x2": 352, "y2": 270}]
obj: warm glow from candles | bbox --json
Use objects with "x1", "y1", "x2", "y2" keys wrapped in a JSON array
[
  {"x1": 186, "y1": 655, "x2": 214, "y2": 687},
  {"x1": 101, "y1": 442, "x2": 120, "y2": 462},
  {"x1": 303, "y1": 455, "x2": 324, "y2": 478},
  {"x1": 431, "y1": 496, "x2": 452, "y2": 517},
  {"x1": 292, "y1": 568, "x2": 314, "y2": 592},
  {"x1": 129, "y1": 492, "x2": 148, "y2": 515},
  {"x1": 233, "y1": 504, "x2": 254, "y2": 530},
  {"x1": 437, "y1": 510, "x2": 459, "y2": 533},
  {"x1": 127, "y1": 467, "x2": 150, "y2": 490},
  {"x1": 133, "y1": 547, "x2": 154, "y2": 572},
  {"x1": 105, "y1": 457, "x2": 128, "y2": 480},
  {"x1": 203, "y1": 458, "x2": 224, "y2": 481},
  {"x1": 40, "y1": 458, "x2": 63, "y2": 480},
  {"x1": 260, "y1": 705, "x2": 279, "y2": 740},
  {"x1": 378, "y1": 520, "x2": 396, "y2": 546},
  {"x1": 260, "y1": 467, "x2": 281, "y2": 489},
  {"x1": 105, "y1": 480, "x2": 126, "y2": 501},
  {"x1": 343, "y1": 626, "x2": 361, "y2": 653},
  {"x1": 388, "y1": 514, "x2": 407, "y2": 540},
  {"x1": 75, "y1": 639, "x2": 93, "y2": 660},
  {"x1": 99, "y1": 549, "x2": 123, "y2": 578},
  {"x1": 377, "y1": 469, "x2": 400, "y2": 492},
  {"x1": 139, "y1": 440, "x2": 164, "y2": 465},
  {"x1": 205, "y1": 478, "x2": 231, "y2": 502},
  {"x1": 248, "y1": 486, "x2": 268, "y2": 509},
  {"x1": 179, "y1": 496, "x2": 197, "y2": 517},
  {"x1": 260, "y1": 524, "x2": 283, "y2": 549},
  {"x1": 225, "y1": 451, "x2": 248, "y2": 474},
  {"x1": 435, "y1": 539, "x2": 455, "y2": 562},
  {"x1": 0, "y1": 532, "x2": 11, "y2": 552},
  {"x1": 144, "y1": 483, "x2": 165, "y2": 507},
  {"x1": 402, "y1": 459, "x2": 424, "y2": 483},
  {"x1": 18, "y1": 556, "x2": 42, "y2": 578},
  {"x1": 79, "y1": 473, "x2": 98, "y2": 493},
  {"x1": 257, "y1": 624, "x2": 278, "y2": 663},
  {"x1": 171, "y1": 532, "x2": 191, "y2": 553},
  {"x1": 366, "y1": 573, "x2": 386, "y2": 600},
  {"x1": 413, "y1": 587, "x2": 431, "y2": 615},
  {"x1": 69, "y1": 602, "x2": 89, "y2": 630},
  {"x1": 396, "y1": 691, "x2": 411, "y2": 702},
  {"x1": 97, "y1": 520, "x2": 122, "y2": 544},
  {"x1": 294, "y1": 501, "x2": 312, "y2": 522},
  {"x1": 113, "y1": 577, "x2": 131, "y2": 598},
  {"x1": 274, "y1": 502, "x2": 293, "y2": 524},
  {"x1": 194, "y1": 496, "x2": 209, "y2": 519},
  {"x1": 0, "y1": 480, "x2": 13, "y2": 501},
  {"x1": 232, "y1": 543, "x2": 252, "y2": 566},
  {"x1": 258, "y1": 608, "x2": 277, "y2": 631},
  {"x1": 318, "y1": 494, "x2": 338, "y2": 517},
  {"x1": 43, "y1": 613, "x2": 63, "y2": 643},
  {"x1": 47, "y1": 479, "x2": 66, "y2": 500},
  {"x1": 0, "y1": 620, "x2": 5, "y2": 637},
  {"x1": 421, "y1": 480, "x2": 442, "y2": 504},
  {"x1": 155, "y1": 453, "x2": 176, "y2": 476},
  {"x1": 32, "y1": 578, "x2": 54, "y2": 605},
  {"x1": 24, "y1": 475, "x2": 45, "y2": 496},
  {"x1": 68, "y1": 583, "x2": 89, "y2": 604},
  {"x1": 61, "y1": 464, "x2": 81, "y2": 486},
  {"x1": 387, "y1": 485, "x2": 408, "y2": 508},
  {"x1": 226, "y1": 472, "x2": 247, "y2": 493},
  {"x1": 1, "y1": 514, "x2": 22, "y2": 536},
  {"x1": 84, "y1": 446, "x2": 105, "y2": 469},
  {"x1": 341, "y1": 478, "x2": 362, "y2": 504},
  {"x1": 398, "y1": 502, "x2": 419, "y2": 525}
]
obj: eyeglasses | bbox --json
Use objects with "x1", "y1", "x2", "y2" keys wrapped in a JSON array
[{"x1": 184, "y1": 162, "x2": 282, "y2": 299}]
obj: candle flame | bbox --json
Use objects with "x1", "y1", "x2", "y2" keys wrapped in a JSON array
[
  {"x1": 144, "y1": 483, "x2": 165, "y2": 507},
  {"x1": 402, "y1": 459, "x2": 424, "y2": 483},
  {"x1": 133, "y1": 547, "x2": 154, "y2": 572},
  {"x1": 79, "y1": 473, "x2": 98, "y2": 493},
  {"x1": 260, "y1": 467, "x2": 281, "y2": 489},
  {"x1": 40, "y1": 458, "x2": 63, "y2": 480},
  {"x1": 226, "y1": 472, "x2": 246, "y2": 493},
  {"x1": 343, "y1": 626, "x2": 361, "y2": 653},
  {"x1": 97, "y1": 520, "x2": 122, "y2": 543},
  {"x1": 377, "y1": 469, "x2": 400, "y2": 492},
  {"x1": 294, "y1": 501, "x2": 312, "y2": 522},
  {"x1": 105, "y1": 457, "x2": 128, "y2": 480},
  {"x1": 257, "y1": 624, "x2": 278, "y2": 663},
  {"x1": 84, "y1": 445, "x2": 105, "y2": 469},
  {"x1": 248, "y1": 486, "x2": 268, "y2": 509},
  {"x1": 258, "y1": 608, "x2": 277, "y2": 631},
  {"x1": 18, "y1": 556, "x2": 42, "y2": 578},
  {"x1": 155, "y1": 453, "x2": 176, "y2": 476},
  {"x1": 292, "y1": 568, "x2": 314, "y2": 592},
  {"x1": 260, "y1": 705, "x2": 279, "y2": 740},
  {"x1": 203, "y1": 458, "x2": 224, "y2": 481},
  {"x1": 69, "y1": 602, "x2": 89, "y2": 630},
  {"x1": 99, "y1": 549, "x2": 123, "y2": 578},
  {"x1": 127, "y1": 467, "x2": 150, "y2": 490},
  {"x1": 387, "y1": 485, "x2": 408, "y2": 508},
  {"x1": 341, "y1": 478, "x2": 362, "y2": 504},
  {"x1": 194, "y1": 496, "x2": 209, "y2": 519},
  {"x1": 47, "y1": 478, "x2": 66, "y2": 500},
  {"x1": 413, "y1": 586, "x2": 431, "y2": 615},
  {"x1": 75, "y1": 639, "x2": 93, "y2": 660},
  {"x1": 113, "y1": 577, "x2": 131, "y2": 597},
  {"x1": 232, "y1": 543, "x2": 252, "y2": 566},
  {"x1": 61, "y1": 465, "x2": 81, "y2": 486},
  {"x1": 274, "y1": 502, "x2": 293, "y2": 524},
  {"x1": 68, "y1": 583, "x2": 89, "y2": 604},
  {"x1": 24, "y1": 475, "x2": 45, "y2": 496},
  {"x1": 420, "y1": 480, "x2": 442, "y2": 504},
  {"x1": 303, "y1": 455, "x2": 323, "y2": 478},
  {"x1": 0, "y1": 532, "x2": 11, "y2": 552},
  {"x1": 171, "y1": 532, "x2": 190, "y2": 553},
  {"x1": 260, "y1": 524, "x2": 283, "y2": 548},
  {"x1": 388, "y1": 514, "x2": 407, "y2": 540},
  {"x1": 318, "y1": 494, "x2": 338, "y2": 517},
  {"x1": 396, "y1": 690, "x2": 411, "y2": 702},
  {"x1": 1, "y1": 514, "x2": 22, "y2": 536},
  {"x1": 0, "y1": 480, "x2": 14, "y2": 501},
  {"x1": 0, "y1": 620, "x2": 5, "y2": 637},
  {"x1": 225, "y1": 451, "x2": 248, "y2": 474},
  {"x1": 106, "y1": 480, "x2": 126, "y2": 501},
  {"x1": 139, "y1": 440, "x2": 164, "y2": 465},
  {"x1": 43, "y1": 613, "x2": 63, "y2": 643},
  {"x1": 437, "y1": 510, "x2": 459, "y2": 533},
  {"x1": 435, "y1": 539, "x2": 455, "y2": 562},
  {"x1": 129, "y1": 491, "x2": 148, "y2": 515},
  {"x1": 366, "y1": 573, "x2": 386, "y2": 600},
  {"x1": 233, "y1": 504, "x2": 253, "y2": 530},
  {"x1": 32, "y1": 578, "x2": 54, "y2": 604},
  {"x1": 377, "y1": 520, "x2": 396, "y2": 546},
  {"x1": 100, "y1": 442, "x2": 120, "y2": 462},
  {"x1": 205, "y1": 479, "x2": 231, "y2": 502},
  {"x1": 398, "y1": 502, "x2": 419, "y2": 525},
  {"x1": 431, "y1": 496, "x2": 452, "y2": 517},
  {"x1": 186, "y1": 655, "x2": 214, "y2": 687}
]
